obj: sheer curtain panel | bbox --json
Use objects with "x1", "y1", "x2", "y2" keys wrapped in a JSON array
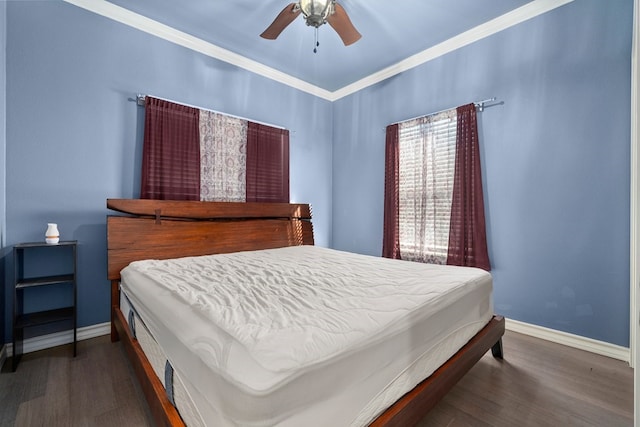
[
  {"x1": 398, "y1": 110, "x2": 457, "y2": 265},
  {"x1": 199, "y1": 110, "x2": 248, "y2": 202},
  {"x1": 140, "y1": 97, "x2": 200, "y2": 200}
]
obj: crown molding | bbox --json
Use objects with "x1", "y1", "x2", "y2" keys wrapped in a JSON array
[
  {"x1": 63, "y1": 0, "x2": 334, "y2": 100},
  {"x1": 329, "y1": 0, "x2": 575, "y2": 100},
  {"x1": 64, "y1": 0, "x2": 574, "y2": 102}
]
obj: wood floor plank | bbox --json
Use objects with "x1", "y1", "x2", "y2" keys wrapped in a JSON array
[
  {"x1": 14, "y1": 396, "x2": 45, "y2": 427},
  {"x1": 93, "y1": 403, "x2": 153, "y2": 427},
  {"x1": 0, "y1": 330, "x2": 633, "y2": 427},
  {"x1": 0, "y1": 351, "x2": 49, "y2": 427},
  {"x1": 107, "y1": 379, "x2": 154, "y2": 427},
  {"x1": 43, "y1": 355, "x2": 72, "y2": 426},
  {"x1": 69, "y1": 349, "x2": 118, "y2": 419}
]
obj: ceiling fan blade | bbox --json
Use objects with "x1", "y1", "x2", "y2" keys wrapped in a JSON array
[
  {"x1": 327, "y1": 3, "x2": 361, "y2": 46},
  {"x1": 260, "y1": 3, "x2": 302, "y2": 40}
]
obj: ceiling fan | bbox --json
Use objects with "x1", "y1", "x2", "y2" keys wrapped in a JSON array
[{"x1": 260, "y1": 0, "x2": 361, "y2": 47}]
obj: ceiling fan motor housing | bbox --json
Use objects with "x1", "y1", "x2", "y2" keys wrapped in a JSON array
[{"x1": 299, "y1": 0, "x2": 334, "y2": 27}]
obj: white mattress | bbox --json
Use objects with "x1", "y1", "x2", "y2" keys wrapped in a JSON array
[
  {"x1": 120, "y1": 245, "x2": 493, "y2": 426},
  {"x1": 122, "y1": 296, "x2": 206, "y2": 427}
]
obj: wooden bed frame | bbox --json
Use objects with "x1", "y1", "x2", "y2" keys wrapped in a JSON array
[{"x1": 106, "y1": 198, "x2": 504, "y2": 427}]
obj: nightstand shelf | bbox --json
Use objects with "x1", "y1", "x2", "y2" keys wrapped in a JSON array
[
  {"x1": 16, "y1": 274, "x2": 75, "y2": 289},
  {"x1": 12, "y1": 241, "x2": 77, "y2": 371},
  {"x1": 15, "y1": 307, "x2": 75, "y2": 329}
]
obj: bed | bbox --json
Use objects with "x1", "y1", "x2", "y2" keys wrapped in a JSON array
[{"x1": 106, "y1": 198, "x2": 504, "y2": 427}]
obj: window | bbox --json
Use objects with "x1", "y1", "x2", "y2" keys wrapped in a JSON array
[
  {"x1": 398, "y1": 109, "x2": 457, "y2": 264},
  {"x1": 141, "y1": 96, "x2": 289, "y2": 203},
  {"x1": 383, "y1": 103, "x2": 490, "y2": 270}
]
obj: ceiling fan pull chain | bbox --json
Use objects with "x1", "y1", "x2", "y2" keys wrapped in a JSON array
[{"x1": 314, "y1": 27, "x2": 320, "y2": 53}]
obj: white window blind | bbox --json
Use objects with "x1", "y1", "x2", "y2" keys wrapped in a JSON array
[{"x1": 398, "y1": 109, "x2": 457, "y2": 264}]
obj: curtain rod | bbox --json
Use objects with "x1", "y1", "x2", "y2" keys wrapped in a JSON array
[
  {"x1": 135, "y1": 94, "x2": 286, "y2": 130},
  {"x1": 391, "y1": 97, "x2": 500, "y2": 126}
]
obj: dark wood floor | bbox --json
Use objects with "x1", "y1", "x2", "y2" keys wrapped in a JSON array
[
  {"x1": 419, "y1": 331, "x2": 633, "y2": 427},
  {"x1": 1, "y1": 336, "x2": 152, "y2": 427},
  {"x1": 0, "y1": 330, "x2": 633, "y2": 427}
]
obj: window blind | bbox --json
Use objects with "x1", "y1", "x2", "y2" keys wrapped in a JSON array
[{"x1": 398, "y1": 109, "x2": 457, "y2": 264}]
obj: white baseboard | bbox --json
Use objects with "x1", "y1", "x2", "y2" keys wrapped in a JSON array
[
  {"x1": 5, "y1": 322, "x2": 111, "y2": 357},
  {"x1": 505, "y1": 318, "x2": 630, "y2": 363}
]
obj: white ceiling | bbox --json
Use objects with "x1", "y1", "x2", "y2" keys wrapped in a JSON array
[{"x1": 66, "y1": 0, "x2": 573, "y2": 100}]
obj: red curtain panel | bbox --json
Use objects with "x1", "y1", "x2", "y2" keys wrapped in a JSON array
[
  {"x1": 447, "y1": 103, "x2": 491, "y2": 270},
  {"x1": 140, "y1": 97, "x2": 200, "y2": 200},
  {"x1": 246, "y1": 122, "x2": 290, "y2": 203},
  {"x1": 382, "y1": 124, "x2": 400, "y2": 259}
]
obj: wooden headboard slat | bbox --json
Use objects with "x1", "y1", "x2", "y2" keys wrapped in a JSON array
[{"x1": 107, "y1": 198, "x2": 311, "y2": 220}]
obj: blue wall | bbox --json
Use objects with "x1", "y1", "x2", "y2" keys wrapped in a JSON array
[
  {"x1": 2, "y1": 0, "x2": 634, "y2": 348},
  {"x1": 332, "y1": 0, "x2": 633, "y2": 346},
  {"x1": 3, "y1": 1, "x2": 333, "y2": 340},
  {"x1": 0, "y1": 0, "x2": 6, "y2": 346}
]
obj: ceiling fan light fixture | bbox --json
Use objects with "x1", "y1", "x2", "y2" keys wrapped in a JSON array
[
  {"x1": 299, "y1": 0, "x2": 334, "y2": 27},
  {"x1": 260, "y1": 0, "x2": 360, "y2": 47}
]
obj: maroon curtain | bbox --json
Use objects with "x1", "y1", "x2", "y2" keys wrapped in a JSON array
[
  {"x1": 382, "y1": 124, "x2": 401, "y2": 259},
  {"x1": 447, "y1": 104, "x2": 491, "y2": 270},
  {"x1": 246, "y1": 122, "x2": 290, "y2": 203},
  {"x1": 140, "y1": 97, "x2": 200, "y2": 200}
]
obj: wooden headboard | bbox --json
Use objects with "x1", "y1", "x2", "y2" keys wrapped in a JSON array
[{"x1": 106, "y1": 198, "x2": 314, "y2": 280}]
